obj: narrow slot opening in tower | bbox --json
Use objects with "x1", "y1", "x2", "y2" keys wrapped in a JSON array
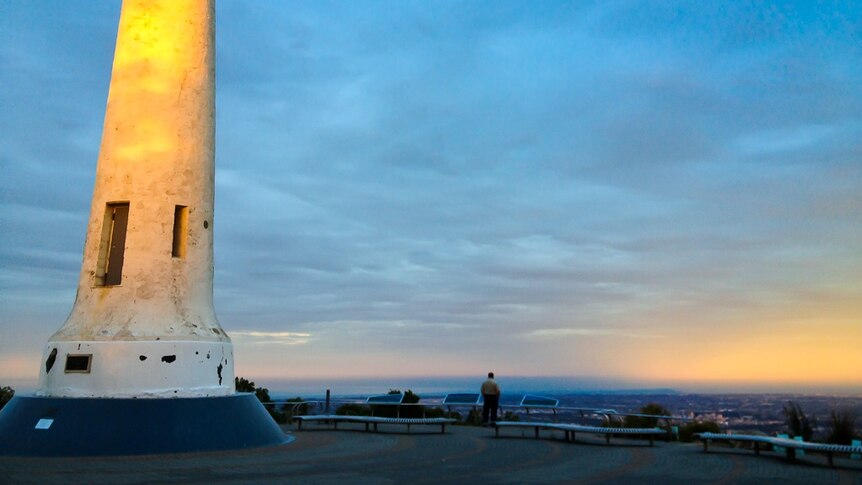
[
  {"x1": 172, "y1": 205, "x2": 188, "y2": 258},
  {"x1": 95, "y1": 202, "x2": 129, "y2": 286}
]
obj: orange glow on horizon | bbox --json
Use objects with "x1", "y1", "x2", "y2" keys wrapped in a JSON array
[
  {"x1": 0, "y1": 354, "x2": 40, "y2": 381},
  {"x1": 633, "y1": 320, "x2": 862, "y2": 386}
]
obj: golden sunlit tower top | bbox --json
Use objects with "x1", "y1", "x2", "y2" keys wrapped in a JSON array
[{"x1": 38, "y1": 0, "x2": 234, "y2": 398}]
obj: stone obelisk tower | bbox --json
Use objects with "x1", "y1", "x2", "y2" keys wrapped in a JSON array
[
  {"x1": 0, "y1": 0, "x2": 286, "y2": 456},
  {"x1": 41, "y1": 0, "x2": 229, "y2": 400}
]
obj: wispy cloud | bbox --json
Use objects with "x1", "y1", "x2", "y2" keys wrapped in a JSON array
[
  {"x1": 527, "y1": 328, "x2": 663, "y2": 340},
  {"x1": 230, "y1": 331, "x2": 313, "y2": 345}
]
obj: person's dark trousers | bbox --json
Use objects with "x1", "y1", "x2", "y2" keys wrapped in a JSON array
[{"x1": 482, "y1": 394, "x2": 500, "y2": 423}]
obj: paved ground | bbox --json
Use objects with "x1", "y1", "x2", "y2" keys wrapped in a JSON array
[{"x1": 1, "y1": 423, "x2": 861, "y2": 484}]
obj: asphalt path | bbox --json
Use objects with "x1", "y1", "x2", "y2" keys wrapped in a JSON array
[{"x1": 1, "y1": 423, "x2": 860, "y2": 484}]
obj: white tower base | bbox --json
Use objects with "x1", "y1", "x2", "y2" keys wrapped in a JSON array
[{"x1": 38, "y1": 341, "x2": 234, "y2": 398}]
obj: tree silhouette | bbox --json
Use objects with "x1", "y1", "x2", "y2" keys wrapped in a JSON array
[
  {"x1": 826, "y1": 409, "x2": 858, "y2": 445},
  {"x1": 783, "y1": 401, "x2": 814, "y2": 441},
  {"x1": 0, "y1": 386, "x2": 13, "y2": 411}
]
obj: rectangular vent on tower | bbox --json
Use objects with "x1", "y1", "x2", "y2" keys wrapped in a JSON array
[
  {"x1": 64, "y1": 354, "x2": 92, "y2": 373},
  {"x1": 172, "y1": 205, "x2": 188, "y2": 258},
  {"x1": 95, "y1": 202, "x2": 129, "y2": 286}
]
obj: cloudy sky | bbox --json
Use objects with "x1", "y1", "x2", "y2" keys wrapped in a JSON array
[{"x1": 1, "y1": 1, "x2": 860, "y2": 393}]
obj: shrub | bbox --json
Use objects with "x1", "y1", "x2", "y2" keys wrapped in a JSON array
[
  {"x1": 826, "y1": 410, "x2": 858, "y2": 445},
  {"x1": 445, "y1": 410, "x2": 464, "y2": 423},
  {"x1": 282, "y1": 397, "x2": 308, "y2": 420},
  {"x1": 235, "y1": 376, "x2": 272, "y2": 402},
  {"x1": 336, "y1": 403, "x2": 372, "y2": 416},
  {"x1": 424, "y1": 407, "x2": 447, "y2": 418},
  {"x1": 465, "y1": 408, "x2": 483, "y2": 426},
  {"x1": 502, "y1": 411, "x2": 520, "y2": 422},
  {"x1": 235, "y1": 376, "x2": 255, "y2": 393},
  {"x1": 373, "y1": 389, "x2": 423, "y2": 418},
  {"x1": 783, "y1": 402, "x2": 814, "y2": 441},
  {"x1": 601, "y1": 417, "x2": 623, "y2": 428},
  {"x1": 679, "y1": 421, "x2": 720, "y2": 443},
  {"x1": 400, "y1": 389, "x2": 423, "y2": 418},
  {"x1": 235, "y1": 376, "x2": 284, "y2": 422},
  {"x1": 268, "y1": 407, "x2": 288, "y2": 423},
  {"x1": 254, "y1": 386, "x2": 272, "y2": 403},
  {"x1": 400, "y1": 389, "x2": 420, "y2": 404},
  {"x1": 0, "y1": 386, "x2": 13, "y2": 411},
  {"x1": 624, "y1": 403, "x2": 670, "y2": 428}
]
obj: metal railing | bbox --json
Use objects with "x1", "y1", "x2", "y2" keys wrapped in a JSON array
[{"x1": 261, "y1": 395, "x2": 692, "y2": 436}]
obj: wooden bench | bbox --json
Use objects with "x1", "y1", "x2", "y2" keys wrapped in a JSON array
[
  {"x1": 698, "y1": 432, "x2": 862, "y2": 467},
  {"x1": 294, "y1": 393, "x2": 455, "y2": 433}
]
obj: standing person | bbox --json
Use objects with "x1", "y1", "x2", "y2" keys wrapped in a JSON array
[{"x1": 481, "y1": 372, "x2": 501, "y2": 425}]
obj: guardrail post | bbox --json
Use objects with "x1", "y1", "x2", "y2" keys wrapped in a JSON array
[
  {"x1": 793, "y1": 436, "x2": 805, "y2": 457},
  {"x1": 774, "y1": 434, "x2": 788, "y2": 455}
]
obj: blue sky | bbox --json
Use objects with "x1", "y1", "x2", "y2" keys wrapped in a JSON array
[{"x1": 1, "y1": 1, "x2": 860, "y2": 393}]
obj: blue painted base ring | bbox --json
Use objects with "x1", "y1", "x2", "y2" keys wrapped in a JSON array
[{"x1": 0, "y1": 393, "x2": 290, "y2": 456}]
